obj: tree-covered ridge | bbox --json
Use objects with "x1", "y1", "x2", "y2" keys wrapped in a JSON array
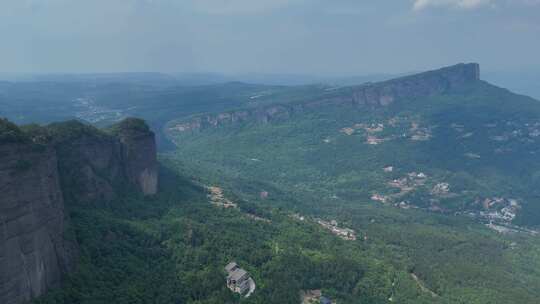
[
  {"x1": 107, "y1": 117, "x2": 151, "y2": 136},
  {"x1": 0, "y1": 117, "x2": 155, "y2": 145},
  {"x1": 46, "y1": 120, "x2": 112, "y2": 142},
  {"x1": 0, "y1": 117, "x2": 28, "y2": 143}
]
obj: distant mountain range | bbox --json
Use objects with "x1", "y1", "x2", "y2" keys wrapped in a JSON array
[{"x1": 1, "y1": 67, "x2": 538, "y2": 100}]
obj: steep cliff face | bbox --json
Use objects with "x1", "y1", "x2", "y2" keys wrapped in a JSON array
[
  {"x1": 168, "y1": 63, "x2": 481, "y2": 134},
  {"x1": 49, "y1": 118, "x2": 158, "y2": 202},
  {"x1": 0, "y1": 117, "x2": 158, "y2": 304},
  {"x1": 111, "y1": 118, "x2": 158, "y2": 196},
  {"x1": 0, "y1": 127, "x2": 76, "y2": 304},
  {"x1": 350, "y1": 62, "x2": 480, "y2": 106},
  {"x1": 49, "y1": 122, "x2": 124, "y2": 203}
]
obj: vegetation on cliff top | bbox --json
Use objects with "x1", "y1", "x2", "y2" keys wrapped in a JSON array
[
  {"x1": 46, "y1": 120, "x2": 111, "y2": 142},
  {"x1": 0, "y1": 118, "x2": 28, "y2": 143},
  {"x1": 0, "y1": 118, "x2": 153, "y2": 145},
  {"x1": 107, "y1": 117, "x2": 151, "y2": 136}
]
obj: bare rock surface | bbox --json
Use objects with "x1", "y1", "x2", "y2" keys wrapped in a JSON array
[{"x1": 0, "y1": 117, "x2": 158, "y2": 304}]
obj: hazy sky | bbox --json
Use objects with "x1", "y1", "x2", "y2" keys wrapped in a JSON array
[{"x1": 1, "y1": 0, "x2": 539, "y2": 75}]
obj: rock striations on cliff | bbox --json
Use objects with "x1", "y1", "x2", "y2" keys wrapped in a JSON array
[
  {"x1": 0, "y1": 117, "x2": 158, "y2": 304},
  {"x1": 110, "y1": 118, "x2": 158, "y2": 196},
  {"x1": 168, "y1": 63, "x2": 481, "y2": 134}
]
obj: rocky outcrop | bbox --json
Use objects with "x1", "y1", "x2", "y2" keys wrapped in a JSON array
[
  {"x1": 112, "y1": 118, "x2": 158, "y2": 196},
  {"x1": 50, "y1": 122, "x2": 124, "y2": 203},
  {"x1": 168, "y1": 63, "x2": 481, "y2": 134},
  {"x1": 0, "y1": 117, "x2": 158, "y2": 304},
  {"x1": 49, "y1": 118, "x2": 159, "y2": 202},
  {"x1": 0, "y1": 128, "x2": 76, "y2": 304},
  {"x1": 350, "y1": 62, "x2": 480, "y2": 106}
]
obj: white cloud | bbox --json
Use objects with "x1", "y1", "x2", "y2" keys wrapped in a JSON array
[{"x1": 413, "y1": 0, "x2": 494, "y2": 10}]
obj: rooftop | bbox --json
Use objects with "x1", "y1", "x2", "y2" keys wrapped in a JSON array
[
  {"x1": 228, "y1": 268, "x2": 248, "y2": 281},
  {"x1": 225, "y1": 262, "x2": 238, "y2": 273}
]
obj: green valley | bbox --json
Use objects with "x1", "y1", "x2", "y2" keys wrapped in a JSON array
[{"x1": 3, "y1": 63, "x2": 540, "y2": 304}]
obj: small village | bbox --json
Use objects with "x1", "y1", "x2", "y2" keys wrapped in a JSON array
[
  {"x1": 371, "y1": 171, "x2": 429, "y2": 205},
  {"x1": 338, "y1": 116, "x2": 435, "y2": 145},
  {"x1": 207, "y1": 186, "x2": 272, "y2": 223},
  {"x1": 368, "y1": 167, "x2": 534, "y2": 234},
  {"x1": 74, "y1": 97, "x2": 125, "y2": 123},
  {"x1": 370, "y1": 165, "x2": 536, "y2": 235},
  {"x1": 316, "y1": 219, "x2": 357, "y2": 241},
  {"x1": 208, "y1": 186, "x2": 359, "y2": 239},
  {"x1": 337, "y1": 116, "x2": 540, "y2": 157},
  {"x1": 290, "y1": 213, "x2": 358, "y2": 241},
  {"x1": 477, "y1": 197, "x2": 521, "y2": 222},
  {"x1": 300, "y1": 289, "x2": 335, "y2": 304},
  {"x1": 462, "y1": 197, "x2": 533, "y2": 234},
  {"x1": 207, "y1": 186, "x2": 238, "y2": 208}
]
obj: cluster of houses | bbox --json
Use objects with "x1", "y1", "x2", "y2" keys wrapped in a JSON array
[
  {"x1": 389, "y1": 172, "x2": 427, "y2": 192},
  {"x1": 290, "y1": 213, "x2": 357, "y2": 241},
  {"x1": 371, "y1": 193, "x2": 390, "y2": 204},
  {"x1": 477, "y1": 197, "x2": 520, "y2": 223},
  {"x1": 338, "y1": 116, "x2": 437, "y2": 146},
  {"x1": 74, "y1": 97, "x2": 124, "y2": 123},
  {"x1": 409, "y1": 122, "x2": 433, "y2": 141},
  {"x1": 316, "y1": 219, "x2": 356, "y2": 241},
  {"x1": 291, "y1": 213, "x2": 306, "y2": 221},
  {"x1": 430, "y1": 182, "x2": 450, "y2": 196},
  {"x1": 366, "y1": 135, "x2": 389, "y2": 145},
  {"x1": 395, "y1": 201, "x2": 414, "y2": 210},
  {"x1": 372, "y1": 171, "x2": 430, "y2": 205},
  {"x1": 208, "y1": 186, "x2": 237, "y2": 208},
  {"x1": 225, "y1": 262, "x2": 255, "y2": 297},
  {"x1": 340, "y1": 127, "x2": 355, "y2": 136},
  {"x1": 361, "y1": 123, "x2": 389, "y2": 145},
  {"x1": 301, "y1": 289, "x2": 334, "y2": 304}
]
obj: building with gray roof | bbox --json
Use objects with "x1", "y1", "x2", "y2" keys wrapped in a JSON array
[{"x1": 225, "y1": 261, "x2": 254, "y2": 296}]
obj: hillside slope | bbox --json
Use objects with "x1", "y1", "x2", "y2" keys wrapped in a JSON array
[
  {"x1": 166, "y1": 63, "x2": 540, "y2": 228},
  {"x1": 161, "y1": 64, "x2": 540, "y2": 303}
]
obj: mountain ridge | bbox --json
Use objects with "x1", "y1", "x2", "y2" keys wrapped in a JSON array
[
  {"x1": 165, "y1": 62, "x2": 540, "y2": 229},
  {"x1": 166, "y1": 63, "x2": 482, "y2": 135}
]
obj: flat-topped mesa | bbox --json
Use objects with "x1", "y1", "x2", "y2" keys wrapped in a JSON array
[
  {"x1": 350, "y1": 63, "x2": 481, "y2": 107},
  {"x1": 168, "y1": 63, "x2": 482, "y2": 134},
  {"x1": 393, "y1": 63, "x2": 480, "y2": 87}
]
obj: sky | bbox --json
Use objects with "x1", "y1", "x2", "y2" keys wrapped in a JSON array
[{"x1": 1, "y1": 0, "x2": 540, "y2": 76}]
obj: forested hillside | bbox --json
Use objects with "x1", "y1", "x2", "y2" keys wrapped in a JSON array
[{"x1": 34, "y1": 164, "x2": 540, "y2": 304}]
